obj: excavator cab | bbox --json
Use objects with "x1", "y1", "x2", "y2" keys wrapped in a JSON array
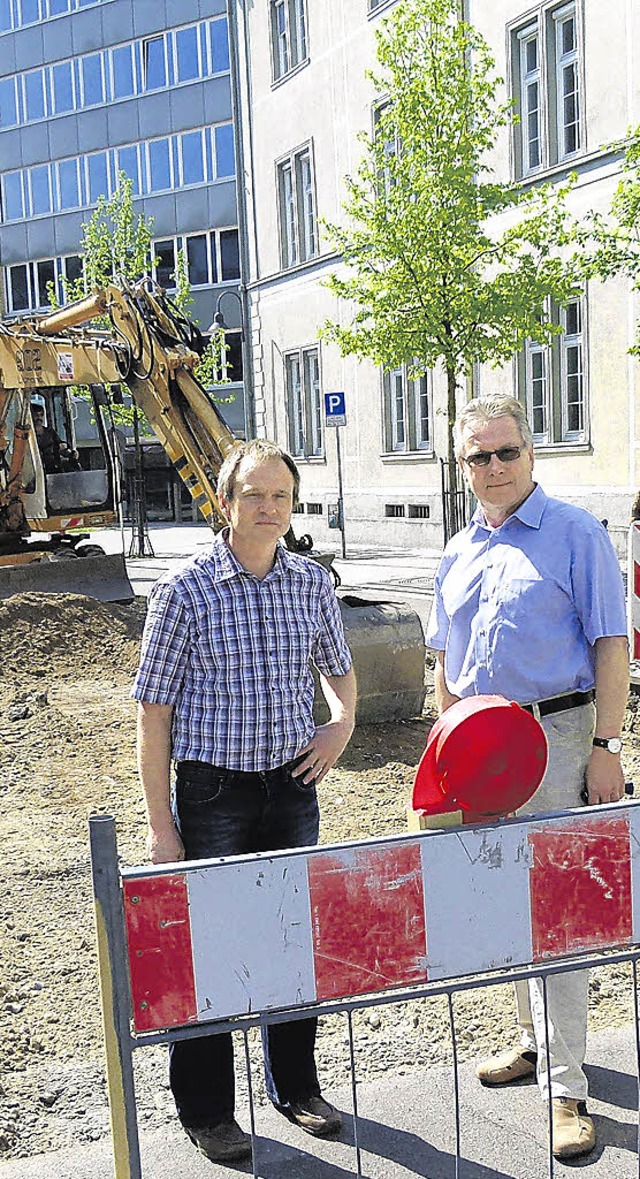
[{"x1": 27, "y1": 386, "x2": 117, "y2": 521}]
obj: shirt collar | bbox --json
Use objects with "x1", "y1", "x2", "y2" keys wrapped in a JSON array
[
  {"x1": 470, "y1": 482, "x2": 546, "y2": 534},
  {"x1": 212, "y1": 528, "x2": 290, "y2": 581}
]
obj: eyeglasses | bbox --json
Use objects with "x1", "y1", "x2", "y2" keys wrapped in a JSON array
[{"x1": 462, "y1": 445, "x2": 525, "y2": 468}]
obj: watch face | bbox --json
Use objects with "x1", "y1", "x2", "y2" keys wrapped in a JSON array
[{"x1": 608, "y1": 738, "x2": 623, "y2": 754}]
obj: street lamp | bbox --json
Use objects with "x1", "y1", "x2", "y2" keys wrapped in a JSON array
[
  {"x1": 207, "y1": 288, "x2": 244, "y2": 341},
  {"x1": 206, "y1": 288, "x2": 253, "y2": 439}
]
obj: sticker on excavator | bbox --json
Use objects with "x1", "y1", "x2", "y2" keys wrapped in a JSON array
[{"x1": 57, "y1": 352, "x2": 74, "y2": 380}]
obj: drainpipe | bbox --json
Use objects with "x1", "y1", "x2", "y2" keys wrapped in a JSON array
[{"x1": 226, "y1": 0, "x2": 255, "y2": 440}]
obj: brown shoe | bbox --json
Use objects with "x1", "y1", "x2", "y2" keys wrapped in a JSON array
[
  {"x1": 552, "y1": 1098, "x2": 596, "y2": 1159},
  {"x1": 184, "y1": 1119, "x2": 252, "y2": 1162},
  {"x1": 476, "y1": 1047, "x2": 537, "y2": 1086},
  {"x1": 277, "y1": 1094, "x2": 342, "y2": 1137}
]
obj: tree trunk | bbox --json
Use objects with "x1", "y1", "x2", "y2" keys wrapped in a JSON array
[{"x1": 445, "y1": 363, "x2": 459, "y2": 541}]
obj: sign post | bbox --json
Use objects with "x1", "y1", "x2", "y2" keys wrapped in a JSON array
[{"x1": 324, "y1": 392, "x2": 346, "y2": 559}]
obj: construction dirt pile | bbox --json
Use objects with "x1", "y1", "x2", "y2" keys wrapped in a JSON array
[{"x1": 2, "y1": 592, "x2": 640, "y2": 1161}]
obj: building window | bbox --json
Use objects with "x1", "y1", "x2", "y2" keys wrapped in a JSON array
[
  {"x1": 143, "y1": 36, "x2": 167, "y2": 91},
  {"x1": 175, "y1": 24, "x2": 201, "y2": 83},
  {"x1": 270, "y1": 0, "x2": 307, "y2": 82},
  {"x1": 151, "y1": 228, "x2": 240, "y2": 289},
  {"x1": 276, "y1": 145, "x2": 317, "y2": 268},
  {"x1": 154, "y1": 240, "x2": 177, "y2": 289},
  {"x1": 382, "y1": 366, "x2": 432, "y2": 454},
  {"x1": 554, "y1": 5, "x2": 580, "y2": 159},
  {"x1": 511, "y1": 3, "x2": 581, "y2": 177},
  {"x1": 51, "y1": 60, "x2": 75, "y2": 114},
  {"x1": 209, "y1": 17, "x2": 230, "y2": 73},
  {"x1": 520, "y1": 297, "x2": 586, "y2": 445},
  {"x1": 180, "y1": 130, "x2": 206, "y2": 186},
  {"x1": 2, "y1": 0, "x2": 107, "y2": 34},
  {"x1": 219, "y1": 229, "x2": 240, "y2": 280},
  {"x1": 213, "y1": 123, "x2": 235, "y2": 179},
  {"x1": 0, "y1": 76, "x2": 18, "y2": 127},
  {"x1": 0, "y1": 129, "x2": 237, "y2": 224},
  {"x1": 7, "y1": 264, "x2": 30, "y2": 312},
  {"x1": 81, "y1": 53, "x2": 105, "y2": 107},
  {"x1": 284, "y1": 346, "x2": 323, "y2": 457},
  {"x1": 0, "y1": 18, "x2": 229, "y2": 131}
]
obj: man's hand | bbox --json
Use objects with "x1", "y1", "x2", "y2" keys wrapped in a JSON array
[
  {"x1": 146, "y1": 821, "x2": 185, "y2": 864},
  {"x1": 584, "y1": 747, "x2": 625, "y2": 805},
  {"x1": 293, "y1": 717, "x2": 355, "y2": 785}
]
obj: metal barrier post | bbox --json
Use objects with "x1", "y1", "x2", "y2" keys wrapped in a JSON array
[{"x1": 90, "y1": 814, "x2": 142, "y2": 1179}]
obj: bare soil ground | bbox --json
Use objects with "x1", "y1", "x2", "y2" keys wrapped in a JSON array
[{"x1": 1, "y1": 592, "x2": 640, "y2": 1160}]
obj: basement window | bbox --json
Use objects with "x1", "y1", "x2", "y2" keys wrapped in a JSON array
[
  {"x1": 408, "y1": 503, "x2": 430, "y2": 519},
  {"x1": 385, "y1": 503, "x2": 405, "y2": 518},
  {"x1": 306, "y1": 502, "x2": 323, "y2": 514}
]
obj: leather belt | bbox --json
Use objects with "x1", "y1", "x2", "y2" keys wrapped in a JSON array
[{"x1": 521, "y1": 689, "x2": 594, "y2": 718}]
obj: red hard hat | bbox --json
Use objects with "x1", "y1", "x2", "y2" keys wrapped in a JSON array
[{"x1": 412, "y1": 695, "x2": 548, "y2": 819}]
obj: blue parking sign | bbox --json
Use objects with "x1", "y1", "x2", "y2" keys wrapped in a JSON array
[{"x1": 324, "y1": 391, "x2": 346, "y2": 427}]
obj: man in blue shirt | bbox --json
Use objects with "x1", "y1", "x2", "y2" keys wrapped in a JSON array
[
  {"x1": 133, "y1": 439, "x2": 356, "y2": 1164},
  {"x1": 426, "y1": 395, "x2": 628, "y2": 1160}
]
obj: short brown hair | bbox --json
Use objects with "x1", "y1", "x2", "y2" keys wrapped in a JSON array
[{"x1": 217, "y1": 439, "x2": 300, "y2": 506}]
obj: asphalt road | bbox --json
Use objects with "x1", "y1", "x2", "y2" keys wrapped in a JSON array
[{"x1": 3, "y1": 1024, "x2": 640, "y2": 1179}]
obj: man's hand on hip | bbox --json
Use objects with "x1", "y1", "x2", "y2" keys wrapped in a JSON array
[
  {"x1": 146, "y1": 822, "x2": 185, "y2": 865},
  {"x1": 584, "y1": 747, "x2": 625, "y2": 805},
  {"x1": 294, "y1": 718, "x2": 355, "y2": 785}
]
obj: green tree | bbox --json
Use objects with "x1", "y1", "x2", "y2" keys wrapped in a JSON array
[
  {"x1": 578, "y1": 127, "x2": 640, "y2": 354},
  {"x1": 322, "y1": 0, "x2": 582, "y2": 535},
  {"x1": 50, "y1": 176, "x2": 233, "y2": 416},
  {"x1": 57, "y1": 172, "x2": 155, "y2": 305}
]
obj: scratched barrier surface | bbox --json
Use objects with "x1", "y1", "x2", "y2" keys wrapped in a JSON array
[{"x1": 122, "y1": 804, "x2": 640, "y2": 1034}]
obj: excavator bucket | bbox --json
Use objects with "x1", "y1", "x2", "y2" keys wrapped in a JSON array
[
  {"x1": 314, "y1": 595, "x2": 427, "y2": 725},
  {"x1": 0, "y1": 553, "x2": 134, "y2": 604}
]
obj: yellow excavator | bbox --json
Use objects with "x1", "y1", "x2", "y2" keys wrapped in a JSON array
[
  {"x1": 0, "y1": 278, "x2": 238, "y2": 600},
  {"x1": 0, "y1": 278, "x2": 426, "y2": 720}
]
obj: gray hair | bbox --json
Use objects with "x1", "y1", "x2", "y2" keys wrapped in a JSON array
[
  {"x1": 217, "y1": 439, "x2": 300, "y2": 506},
  {"x1": 454, "y1": 396, "x2": 533, "y2": 458}
]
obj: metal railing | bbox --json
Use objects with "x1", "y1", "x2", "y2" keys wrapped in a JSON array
[{"x1": 90, "y1": 806, "x2": 640, "y2": 1179}]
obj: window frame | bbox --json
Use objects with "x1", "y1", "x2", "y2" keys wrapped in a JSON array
[
  {"x1": 276, "y1": 142, "x2": 317, "y2": 269},
  {"x1": 521, "y1": 295, "x2": 587, "y2": 447},
  {"x1": 510, "y1": 2, "x2": 582, "y2": 178},
  {"x1": 269, "y1": 0, "x2": 308, "y2": 84},
  {"x1": 382, "y1": 364, "x2": 433, "y2": 455},
  {"x1": 284, "y1": 345, "x2": 324, "y2": 458}
]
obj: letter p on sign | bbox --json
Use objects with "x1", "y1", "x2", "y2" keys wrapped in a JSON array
[{"x1": 325, "y1": 391, "x2": 346, "y2": 427}]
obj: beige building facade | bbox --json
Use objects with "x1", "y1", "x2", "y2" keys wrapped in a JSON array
[{"x1": 235, "y1": 0, "x2": 640, "y2": 554}]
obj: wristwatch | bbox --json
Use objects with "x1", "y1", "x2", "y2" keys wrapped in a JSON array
[{"x1": 592, "y1": 737, "x2": 623, "y2": 754}]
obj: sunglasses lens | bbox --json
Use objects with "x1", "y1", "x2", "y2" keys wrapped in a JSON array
[{"x1": 466, "y1": 446, "x2": 522, "y2": 466}]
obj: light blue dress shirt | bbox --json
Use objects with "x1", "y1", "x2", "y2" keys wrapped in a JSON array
[{"x1": 425, "y1": 484, "x2": 627, "y2": 703}]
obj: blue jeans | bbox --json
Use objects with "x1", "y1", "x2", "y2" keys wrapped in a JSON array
[{"x1": 169, "y1": 758, "x2": 321, "y2": 1129}]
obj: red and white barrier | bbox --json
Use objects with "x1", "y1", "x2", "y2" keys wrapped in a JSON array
[
  {"x1": 629, "y1": 522, "x2": 640, "y2": 660},
  {"x1": 123, "y1": 803, "x2": 640, "y2": 1034}
]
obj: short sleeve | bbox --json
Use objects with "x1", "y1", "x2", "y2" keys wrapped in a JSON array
[
  {"x1": 131, "y1": 580, "x2": 191, "y2": 704},
  {"x1": 311, "y1": 572, "x2": 353, "y2": 676}
]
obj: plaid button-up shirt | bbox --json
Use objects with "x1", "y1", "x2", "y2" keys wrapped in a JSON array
[{"x1": 132, "y1": 531, "x2": 353, "y2": 771}]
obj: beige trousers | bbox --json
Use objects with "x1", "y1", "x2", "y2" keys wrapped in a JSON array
[{"x1": 515, "y1": 702, "x2": 595, "y2": 1100}]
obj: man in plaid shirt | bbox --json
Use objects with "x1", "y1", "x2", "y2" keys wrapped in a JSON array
[{"x1": 132, "y1": 439, "x2": 356, "y2": 1164}]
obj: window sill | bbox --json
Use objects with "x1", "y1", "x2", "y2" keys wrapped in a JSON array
[
  {"x1": 515, "y1": 144, "x2": 622, "y2": 188},
  {"x1": 381, "y1": 450, "x2": 436, "y2": 463},
  {"x1": 271, "y1": 58, "x2": 310, "y2": 90},
  {"x1": 533, "y1": 442, "x2": 592, "y2": 457}
]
